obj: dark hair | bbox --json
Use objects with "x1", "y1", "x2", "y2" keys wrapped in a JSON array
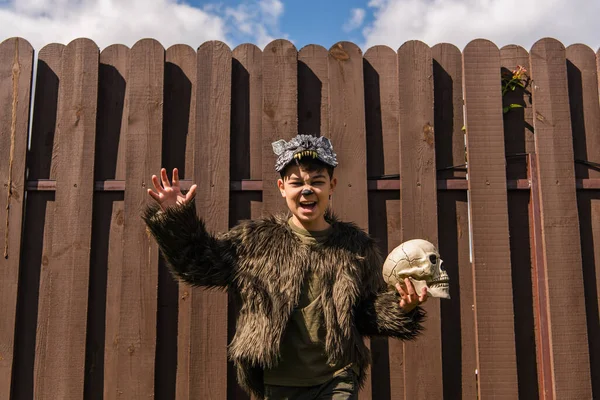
[{"x1": 279, "y1": 157, "x2": 335, "y2": 179}]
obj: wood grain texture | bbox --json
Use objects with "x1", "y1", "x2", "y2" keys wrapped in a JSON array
[
  {"x1": 185, "y1": 40, "x2": 232, "y2": 400},
  {"x1": 262, "y1": 40, "x2": 297, "y2": 216},
  {"x1": 232, "y1": 43, "x2": 263, "y2": 227},
  {"x1": 0, "y1": 37, "x2": 33, "y2": 399},
  {"x1": 328, "y1": 42, "x2": 368, "y2": 229},
  {"x1": 298, "y1": 44, "x2": 329, "y2": 136},
  {"x1": 463, "y1": 39, "x2": 518, "y2": 399},
  {"x1": 432, "y1": 43, "x2": 477, "y2": 400},
  {"x1": 10, "y1": 43, "x2": 64, "y2": 400},
  {"x1": 109, "y1": 39, "x2": 164, "y2": 399},
  {"x1": 529, "y1": 38, "x2": 592, "y2": 398},
  {"x1": 98, "y1": 44, "x2": 129, "y2": 400},
  {"x1": 500, "y1": 45, "x2": 540, "y2": 400},
  {"x1": 33, "y1": 38, "x2": 99, "y2": 400},
  {"x1": 328, "y1": 41, "x2": 371, "y2": 399},
  {"x1": 363, "y1": 44, "x2": 399, "y2": 400},
  {"x1": 162, "y1": 43, "x2": 197, "y2": 400},
  {"x1": 397, "y1": 40, "x2": 443, "y2": 400},
  {"x1": 84, "y1": 44, "x2": 129, "y2": 400}
]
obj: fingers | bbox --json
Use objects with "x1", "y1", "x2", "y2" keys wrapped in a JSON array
[
  {"x1": 172, "y1": 168, "x2": 180, "y2": 187},
  {"x1": 186, "y1": 184, "x2": 197, "y2": 201},
  {"x1": 419, "y1": 287, "x2": 428, "y2": 303},
  {"x1": 147, "y1": 188, "x2": 161, "y2": 202},
  {"x1": 160, "y1": 168, "x2": 171, "y2": 188},
  {"x1": 152, "y1": 174, "x2": 166, "y2": 195},
  {"x1": 396, "y1": 278, "x2": 427, "y2": 310}
]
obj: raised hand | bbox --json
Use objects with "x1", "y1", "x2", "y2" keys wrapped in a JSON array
[
  {"x1": 395, "y1": 278, "x2": 427, "y2": 312},
  {"x1": 148, "y1": 168, "x2": 197, "y2": 211}
]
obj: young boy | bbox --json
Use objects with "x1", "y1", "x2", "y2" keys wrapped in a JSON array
[{"x1": 143, "y1": 134, "x2": 427, "y2": 399}]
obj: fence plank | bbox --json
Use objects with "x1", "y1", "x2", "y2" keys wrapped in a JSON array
[
  {"x1": 230, "y1": 43, "x2": 262, "y2": 400},
  {"x1": 11, "y1": 43, "x2": 63, "y2": 400},
  {"x1": 0, "y1": 37, "x2": 33, "y2": 399},
  {"x1": 83, "y1": 44, "x2": 129, "y2": 400},
  {"x1": 298, "y1": 45, "x2": 329, "y2": 136},
  {"x1": 328, "y1": 41, "x2": 371, "y2": 399},
  {"x1": 364, "y1": 44, "x2": 400, "y2": 400},
  {"x1": 432, "y1": 43, "x2": 477, "y2": 400},
  {"x1": 262, "y1": 39, "x2": 297, "y2": 215},
  {"x1": 463, "y1": 39, "x2": 518, "y2": 398},
  {"x1": 529, "y1": 38, "x2": 593, "y2": 398},
  {"x1": 397, "y1": 40, "x2": 442, "y2": 400},
  {"x1": 328, "y1": 42, "x2": 368, "y2": 228},
  {"x1": 97, "y1": 44, "x2": 129, "y2": 400},
  {"x1": 157, "y1": 43, "x2": 197, "y2": 400},
  {"x1": 183, "y1": 40, "x2": 232, "y2": 399},
  {"x1": 33, "y1": 38, "x2": 99, "y2": 399},
  {"x1": 500, "y1": 45, "x2": 540, "y2": 399},
  {"x1": 109, "y1": 39, "x2": 164, "y2": 399},
  {"x1": 579, "y1": 47, "x2": 600, "y2": 399}
]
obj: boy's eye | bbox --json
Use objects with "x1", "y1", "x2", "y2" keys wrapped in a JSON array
[{"x1": 312, "y1": 181, "x2": 325, "y2": 185}]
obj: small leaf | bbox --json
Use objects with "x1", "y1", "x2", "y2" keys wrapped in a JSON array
[
  {"x1": 509, "y1": 103, "x2": 524, "y2": 109},
  {"x1": 503, "y1": 107, "x2": 510, "y2": 113}
]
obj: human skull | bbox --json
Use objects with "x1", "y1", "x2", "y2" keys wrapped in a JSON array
[{"x1": 382, "y1": 239, "x2": 450, "y2": 299}]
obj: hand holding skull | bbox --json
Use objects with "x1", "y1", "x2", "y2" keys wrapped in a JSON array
[
  {"x1": 395, "y1": 278, "x2": 428, "y2": 312},
  {"x1": 383, "y1": 239, "x2": 451, "y2": 313}
]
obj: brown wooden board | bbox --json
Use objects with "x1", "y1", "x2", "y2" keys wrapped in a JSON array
[
  {"x1": 231, "y1": 43, "x2": 263, "y2": 229},
  {"x1": 181, "y1": 40, "x2": 232, "y2": 399},
  {"x1": 262, "y1": 39, "x2": 297, "y2": 215},
  {"x1": 85, "y1": 44, "x2": 129, "y2": 400},
  {"x1": 109, "y1": 39, "x2": 164, "y2": 399},
  {"x1": 529, "y1": 38, "x2": 592, "y2": 398},
  {"x1": 230, "y1": 43, "x2": 263, "y2": 400},
  {"x1": 11, "y1": 43, "x2": 64, "y2": 400},
  {"x1": 327, "y1": 41, "x2": 370, "y2": 398},
  {"x1": 462, "y1": 39, "x2": 518, "y2": 398},
  {"x1": 159, "y1": 43, "x2": 197, "y2": 400},
  {"x1": 33, "y1": 38, "x2": 99, "y2": 399},
  {"x1": 363, "y1": 45, "x2": 400, "y2": 400},
  {"x1": 298, "y1": 44, "x2": 329, "y2": 136},
  {"x1": 397, "y1": 40, "x2": 442, "y2": 400},
  {"x1": 97, "y1": 44, "x2": 129, "y2": 400},
  {"x1": 568, "y1": 49, "x2": 600, "y2": 386},
  {"x1": 579, "y1": 47, "x2": 600, "y2": 399},
  {"x1": 500, "y1": 45, "x2": 539, "y2": 399},
  {"x1": 432, "y1": 43, "x2": 477, "y2": 400},
  {"x1": 0, "y1": 37, "x2": 33, "y2": 399}
]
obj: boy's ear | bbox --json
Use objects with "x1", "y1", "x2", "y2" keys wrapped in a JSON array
[
  {"x1": 277, "y1": 178, "x2": 286, "y2": 197},
  {"x1": 330, "y1": 177, "x2": 337, "y2": 191}
]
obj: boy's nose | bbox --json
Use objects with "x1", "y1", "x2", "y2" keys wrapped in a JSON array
[{"x1": 301, "y1": 188, "x2": 314, "y2": 196}]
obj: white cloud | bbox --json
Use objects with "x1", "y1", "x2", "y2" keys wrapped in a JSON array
[
  {"x1": 363, "y1": 0, "x2": 600, "y2": 51},
  {"x1": 225, "y1": 0, "x2": 286, "y2": 48},
  {"x1": 0, "y1": 0, "x2": 287, "y2": 51},
  {"x1": 343, "y1": 8, "x2": 366, "y2": 33}
]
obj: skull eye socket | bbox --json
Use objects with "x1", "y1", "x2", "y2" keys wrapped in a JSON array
[{"x1": 429, "y1": 254, "x2": 438, "y2": 265}]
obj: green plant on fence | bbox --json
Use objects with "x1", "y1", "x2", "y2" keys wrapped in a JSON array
[
  {"x1": 462, "y1": 65, "x2": 533, "y2": 132},
  {"x1": 501, "y1": 64, "x2": 531, "y2": 113}
]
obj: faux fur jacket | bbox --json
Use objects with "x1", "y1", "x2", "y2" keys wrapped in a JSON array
[{"x1": 143, "y1": 200, "x2": 425, "y2": 398}]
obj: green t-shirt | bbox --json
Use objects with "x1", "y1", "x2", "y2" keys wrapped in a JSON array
[{"x1": 263, "y1": 219, "x2": 357, "y2": 387}]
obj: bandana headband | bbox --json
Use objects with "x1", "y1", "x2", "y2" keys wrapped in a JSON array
[{"x1": 271, "y1": 134, "x2": 338, "y2": 172}]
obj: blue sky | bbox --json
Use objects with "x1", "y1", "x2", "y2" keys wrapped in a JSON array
[{"x1": 0, "y1": 0, "x2": 599, "y2": 52}]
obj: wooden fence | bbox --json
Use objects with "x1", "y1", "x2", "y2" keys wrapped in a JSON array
[{"x1": 0, "y1": 36, "x2": 598, "y2": 399}]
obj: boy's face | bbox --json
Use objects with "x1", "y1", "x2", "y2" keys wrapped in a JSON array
[{"x1": 277, "y1": 164, "x2": 337, "y2": 230}]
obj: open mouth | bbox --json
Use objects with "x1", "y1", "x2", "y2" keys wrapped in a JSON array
[{"x1": 299, "y1": 201, "x2": 317, "y2": 211}]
